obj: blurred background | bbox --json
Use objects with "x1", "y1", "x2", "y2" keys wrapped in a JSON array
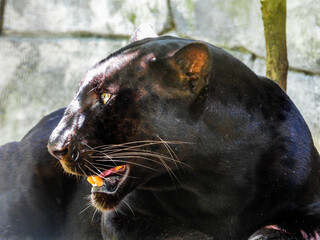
[{"x1": 0, "y1": 0, "x2": 319, "y2": 151}]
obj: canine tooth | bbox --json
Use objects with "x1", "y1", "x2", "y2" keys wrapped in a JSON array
[{"x1": 87, "y1": 175, "x2": 104, "y2": 187}]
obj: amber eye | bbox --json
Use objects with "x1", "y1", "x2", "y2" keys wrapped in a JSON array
[{"x1": 101, "y1": 93, "x2": 112, "y2": 104}]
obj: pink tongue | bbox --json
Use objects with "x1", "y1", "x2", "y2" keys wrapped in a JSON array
[
  {"x1": 99, "y1": 169, "x2": 114, "y2": 178},
  {"x1": 99, "y1": 165, "x2": 125, "y2": 178}
]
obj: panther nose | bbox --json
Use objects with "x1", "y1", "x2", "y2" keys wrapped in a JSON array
[{"x1": 47, "y1": 143, "x2": 69, "y2": 159}]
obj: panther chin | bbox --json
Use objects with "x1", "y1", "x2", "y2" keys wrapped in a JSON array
[{"x1": 89, "y1": 164, "x2": 130, "y2": 211}]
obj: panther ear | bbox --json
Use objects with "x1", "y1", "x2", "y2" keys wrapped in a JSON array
[
  {"x1": 169, "y1": 42, "x2": 212, "y2": 92},
  {"x1": 129, "y1": 24, "x2": 158, "y2": 43}
]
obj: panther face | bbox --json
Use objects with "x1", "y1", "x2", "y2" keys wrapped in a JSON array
[{"x1": 48, "y1": 26, "x2": 212, "y2": 211}]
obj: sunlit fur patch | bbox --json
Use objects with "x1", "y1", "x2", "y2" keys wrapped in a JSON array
[
  {"x1": 59, "y1": 156, "x2": 82, "y2": 176},
  {"x1": 78, "y1": 50, "x2": 140, "y2": 94}
]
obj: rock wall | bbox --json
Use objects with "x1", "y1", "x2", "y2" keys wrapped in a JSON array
[{"x1": 0, "y1": 0, "x2": 319, "y2": 150}]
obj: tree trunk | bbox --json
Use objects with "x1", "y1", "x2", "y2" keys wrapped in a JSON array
[
  {"x1": 261, "y1": 0, "x2": 288, "y2": 91},
  {"x1": 0, "y1": 0, "x2": 6, "y2": 35}
]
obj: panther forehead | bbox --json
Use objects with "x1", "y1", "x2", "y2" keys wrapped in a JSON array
[
  {"x1": 76, "y1": 37, "x2": 193, "y2": 92},
  {"x1": 78, "y1": 50, "x2": 140, "y2": 93}
]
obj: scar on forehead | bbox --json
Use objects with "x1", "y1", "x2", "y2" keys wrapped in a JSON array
[{"x1": 90, "y1": 73, "x2": 106, "y2": 89}]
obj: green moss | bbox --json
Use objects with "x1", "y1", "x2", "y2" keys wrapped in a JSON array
[
  {"x1": 185, "y1": 0, "x2": 194, "y2": 12},
  {"x1": 128, "y1": 12, "x2": 137, "y2": 25},
  {"x1": 184, "y1": 0, "x2": 195, "y2": 31}
]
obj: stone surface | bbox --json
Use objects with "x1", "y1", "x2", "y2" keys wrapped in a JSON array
[
  {"x1": 170, "y1": 0, "x2": 265, "y2": 56},
  {"x1": 0, "y1": 37, "x2": 126, "y2": 145},
  {"x1": 171, "y1": 0, "x2": 320, "y2": 74},
  {"x1": 286, "y1": 0, "x2": 320, "y2": 74},
  {"x1": 0, "y1": 0, "x2": 319, "y2": 152},
  {"x1": 3, "y1": 0, "x2": 171, "y2": 36}
]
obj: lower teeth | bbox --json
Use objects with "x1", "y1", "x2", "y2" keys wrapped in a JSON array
[{"x1": 91, "y1": 176, "x2": 121, "y2": 193}]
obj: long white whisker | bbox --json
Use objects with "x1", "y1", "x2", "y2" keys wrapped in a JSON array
[
  {"x1": 96, "y1": 155, "x2": 169, "y2": 167},
  {"x1": 156, "y1": 136, "x2": 184, "y2": 186},
  {"x1": 103, "y1": 143, "x2": 161, "y2": 153},
  {"x1": 92, "y1": 208, "x2": 98, "y2": 221},
  {"x1": 90, "y1": 149, "x2": 191, "y2": 169},
  {"x1": 96, "y1": 154, "x2": 177, "y2": 184},
  {"x1": 85, "y1": 164, "x2": 100, "y2": 176},
  {"x1": 93, "y1": 140, "x2": 162, "y2": 150},
  {"x1": 94, "y1": 140, "x2": 190, "y2": 152},
  {"x1": 113, "y1": 206, "x2": 119, "y2": 216},
  {"x1": 81, "y1": 141, "x2": 94, "y2": 150},
  {"x1": 108, "y1": 152, "x2": 190, "y2": 170},
  {"x1": 79, "y1": 204, "x2": 92, "y2": 215},
  {"x1": 84, "y1": 158, "x2": 103, "y2": 175},
  {"x1": 157, "y1": 135, "x2": 179, "y2": 169},
  {"x1": 78, "y1": 163, "x2": 88, "y2": 177},
  {"x1": 122, "y1": 200, "x2": 135, "y2": 216},
  {"x1": 94, "y1": 159, "x2": 159, "y2": 172}
]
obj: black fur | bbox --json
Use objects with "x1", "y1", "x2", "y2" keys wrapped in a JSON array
[{"x1": 1, "y1": 36, "x2": 319, "y2": 240}]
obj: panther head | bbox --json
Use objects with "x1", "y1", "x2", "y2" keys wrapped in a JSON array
[{"x1": 47, "y1": 25, "x2": 212, "y2": 211}]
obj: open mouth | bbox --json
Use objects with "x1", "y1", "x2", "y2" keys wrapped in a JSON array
[{"x1": 87, "y1": 164, "x2": 130, "y2": 211}]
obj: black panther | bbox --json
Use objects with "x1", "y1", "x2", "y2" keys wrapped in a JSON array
[
  {"x1": 2, "y1": 25, "x2": 319, "y2": 239},
  {"x1": 47, "y1": 25, "x2": 320, "y2": 240}
]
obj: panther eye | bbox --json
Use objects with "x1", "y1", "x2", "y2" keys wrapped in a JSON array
[{"x1": 101, "y1": 93, "x2": 112, "y2": 104}]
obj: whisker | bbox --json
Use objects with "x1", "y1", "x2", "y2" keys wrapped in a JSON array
[
  {"x1": 78, "y1": 139, "x2": 191, "y2": 186},
  {"x1": 96, "y1": 155, "x2": 169, "y2": 167},
  {"x1": 156, "y1": 136, "x2": 186, "y2": 186},
  {"x1": 122, "y1": 200, "x2": 135, "y2": 216},
  {"x1": 90, "y1": 162, "x2": 115, "y2": 169},
  {"x1": 90, "y1": 150, "x2": 191, "y2": 170},
  {"x1": 107, "y1": 151, "x2": 190, "y2": 168},
  {"x1": 93, "y1": 140, "x2": 160, "y2": 150},
  {"x1": 94, "y1": 159, "x2": 159, "y2": 172},
  {"x1": 119, "y1": 148, "x2": 174, "y2": 159},
  {"x1": 92, "y1": 208, "x2": 98, "y2": 221},
  {"x1": 83, "y1": 158, "x2": 103, "y2": 175},
  {"x1": 113, "y1": 206, "x2": 119, "y2": 216},
  {"x1": 81, "y1": 141, "x2": 94, "y2": 150},
  {"x1": 90, "y1": 140, "x2": 192, "y2": 168},
  {"x1": 108, "y1": 151, "x2": 174, "y2": 160},
  {"x1": 85, "y1": 164, "x2": 100, "y2": 176},
  {"x1": 79, "y1": 204, "x2": 92, "y2": 215},
  {"x1": 95, "y1": 154, "x2": 176, "y2": 184},
  {"x1": 92, "y1": 158, "x2": 161, "y2": 177},
  {"x1": 74, "y1": 151, "x2": 80, "y2": 162},
  {"x1": 108, "y1": 139, "x2": 183, "y2": 185},
  {"x1": 89, "y1": 149, "x2": 116, "y2": 165},
  {"x1": 98, "y1": 142, "x2": 161, "y2": 153},
  {"x1": 96, "y1": 149, "x2": 176, "y2": 162},
  {"x1": 70, "y1": 165, "x2": 80, "y2": 179},
  {"x1": 100, "y1": 154, "x2": 176, "y2": 182},
  {"x1": 157, "y1": 135, "x2": 179, "y2": 169},
  {"x1": 78, "y1": 163, "x2": 88, "y2": 177},
  {"x1": 93, "y1": 140, "x2": 190, "y2": 151}
]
